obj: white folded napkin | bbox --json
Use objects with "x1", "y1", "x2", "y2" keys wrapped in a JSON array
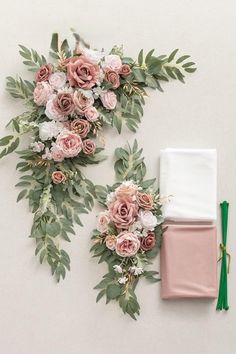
[{"x1": 160, "y1": 148, "x2": 217, "y2": 222}]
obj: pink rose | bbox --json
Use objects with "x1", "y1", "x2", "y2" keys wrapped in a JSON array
[
  {"x1": 97, "y1": 211, "x2": 110, "y2": 233},
  {"x1": 115, "y1": 182, "x2": 138, "y2": 202},
  {"x1": 115, "y1": 231, "x2": 140, "y2": 257},
  {"x1": 105, "y1": 235, "x2": 117, "y2": 251},
  {"x1": 33, "y1": 82, "x2": 53, "y2": 106},
  {"x1": 136, "y1": 192, "x2": 154, "y2": 210},
  {"x1": 100, "y1": 91, "x2": 117, "y2": 110},
  {"x1": 82, "y1": 139, "x2": 96, "y2": 155},
  {"x1": 103, "y1": 55, "x2": 122, "y2": 71},
  {"x1": 54, "y1": 93, "x2": 75, "y2": 116},
  {"x1": 109, "y1": 199, "x2": 138, "y2": 229},
  {"x1": 51, "y1": 171, "x2": 66, "y2": 184},
  {"x1": 45, "y1": 98, "x2": 65, "y2": 121},
  {"x1": 140, "y1": 232, "x2": 156, "y2": 251},
  {"x1": 35, "y1": 64, "x2": 53, "y2": 82},
  {"x1": 56, "y1": 132, "x2": 83, "y2": 158},
  {"x1": 104, "y1": 70, "x2": 120, "y2": 89},
  {"x1": 71, "y1": 118, "x2": 90, "y2": 138},
  {"x1": 119, "y1": 64, "x2": 132, "y2": 77},
  {"x1": 49, "y1": 72, "x2": 66, "y2": 89},
  {"x1": 66, "y1": 56, "x2": 100, "y2": 89},
  {"x1": 50, "y1": 143, "x2": 64, "y2": 162},
  {"x1": 73, "y1": 90, "x2": 94, "y2": 114},
  {"x1": 84, "y1": 106, "x2": 99, "y2": 122}
]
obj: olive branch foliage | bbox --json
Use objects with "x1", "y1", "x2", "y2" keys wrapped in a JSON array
[{"x1": 92, "y1": 140, "x2": 163, "y2": 319}]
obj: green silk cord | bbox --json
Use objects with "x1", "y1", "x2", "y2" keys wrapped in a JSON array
[{"x1": 216, "y1": 201, "x2": 230, "y2": 311}]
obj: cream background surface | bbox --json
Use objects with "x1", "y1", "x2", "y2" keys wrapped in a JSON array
[{"x1": 0, "y1": 1, "x2": 236, "y2": 353}]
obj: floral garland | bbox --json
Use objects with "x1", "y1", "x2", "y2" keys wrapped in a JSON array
[
  {"x1": 0, "y1": 31, "x2": 195, "y2": 281},
  {"x1": 91, "y1": 141, "x2": 164, "y2": 319}
]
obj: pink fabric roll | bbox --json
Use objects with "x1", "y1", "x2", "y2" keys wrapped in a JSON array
[{"x1": 160, "y1": 224, "x2": 218, "y2": 299}]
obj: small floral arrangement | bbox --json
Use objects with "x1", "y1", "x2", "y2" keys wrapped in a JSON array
[
  {"x1": 91, "y1": 141, "x2": 164, "y2": 319},
  {"x1": 0, "y1": 30, "x2": 195, "y2": 281}
]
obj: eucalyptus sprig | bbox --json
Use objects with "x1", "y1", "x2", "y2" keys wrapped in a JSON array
[{"x1": 92, "y1": 141, "x2": 163, "y2": 319}]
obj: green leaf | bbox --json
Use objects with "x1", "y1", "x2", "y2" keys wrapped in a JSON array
[
  {"x1": 176, "y1": 55, "x2": 190, "y2": 64},
  {"x1": 168, "y1": 49, "x2": 179, "y2": 62},
  {"x1": 138, "y1": 49, "x2": 144, "y2": 65},
  {"x1": 17, "y1": 189, "x2": 28, "y2": 202},
  {"x1": 50, "y1": 33, "x2": 59, "y2": 52},
  {"x1": 96, "y1": 289, "x2": 106, "y2": 302},
  {"x1": 113, "y1": 114, "x2": 122, "y2": 134},
  {"x1": 106, "y1": 284, "x2": 121, "y2": 299},
  {"x1": 0, "y1": 135, "x2": 14, "y2": 146}
]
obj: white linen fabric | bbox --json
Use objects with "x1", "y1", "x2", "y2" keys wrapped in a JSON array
[{"x1": 160, "y1": 148, "x2": 217, "y2": 222}]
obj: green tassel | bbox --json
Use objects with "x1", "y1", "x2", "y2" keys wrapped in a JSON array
[{"x1": 216, "y1": 201, "x2": 230, "y2": 311}]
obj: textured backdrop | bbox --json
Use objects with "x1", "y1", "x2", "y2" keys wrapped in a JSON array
[{"x1": 0, "y1": 1, "x2": 235, "y2": 353}]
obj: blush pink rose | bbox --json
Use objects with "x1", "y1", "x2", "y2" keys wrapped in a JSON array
[
  {"x1": 54, "y1": 93, "x2": 75, "y2": 116},
  {"x1": 109, "y1": 199, "x2": 138, "y2": 229},
  {"x1": 105, "y1": 235, "x2": 117, "y2": 251},
  {"x1": 103, "y1": 55, "x2": 122, "y2": 71},
  {"x1": 56, "y1": 132, "x2": 83, "y2": 158},
  {"x1": 97, "y1": 211, "x2": 110, "y2": 233},
  {"x1": 50, "y1": 143, "x2": 65, "y2": 162},
  {"x1": 33, "y1": 82, "x2": 54, "y2": 106},
  {"x1": 66, "y1": 56, "x2": 100, "y2": 89},
  {"x1": 115, "y1": 183, "x2": 138, "y2": 202},
  {"x1": 84, "y1": 106, "x2": 99, "y2": 122},
  {"x1": 104, "y1": 69, "x2": 120, "y2": 88},
  {"x1": 51, "y1": 171, "x2": 66, "y2": 184},
  {"x1": 115, "y1": 231, "x2": 140, "y2": 257},
  {"x1": 100, "y1": 91, "x2": 117, "y2": 110},
  {"x1": 35, "y1": 64, "x2": 53, "y2": 82},
  {"x1": 82, "y1": 139, "x2": 96, "y2": 155},
  {"x1": 71, "y1": 118, "x2": 90, "y2": 138},
  {"x1": 119, "y1": 64, "x2": 132, "y2": 77},
  {"x1": 73, "y1": 90, "x2": 94, "y2": 114},
  {"x1": 49, "y1": 72, "x2": 66, "y2": 89}
]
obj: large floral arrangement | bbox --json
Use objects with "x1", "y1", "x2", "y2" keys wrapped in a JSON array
[
  {"x1": 91, "y1": 141, "x2": 164, "y2": 319},
  {"x1": 0, "y1": 31, "x2": 195, "y2": 281}
]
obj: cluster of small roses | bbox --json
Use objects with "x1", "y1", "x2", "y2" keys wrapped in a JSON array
[
  {"x1": 31, "y1": 50, "x2": 132, "y2": 165},
  {"x1": 96, "y1": 181, "x2": 163, "y2": 284}
]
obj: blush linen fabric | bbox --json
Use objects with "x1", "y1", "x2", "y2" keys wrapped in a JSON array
[
  {"x1": 160, "y1": 148, "x2": 217, "y2": 222},
  {"x1": 160, "y1": 224, "x2": 218, "y2": 299}
]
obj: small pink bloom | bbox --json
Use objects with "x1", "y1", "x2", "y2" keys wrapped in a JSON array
[
  {"x1": 104, "y1": 69, "x2": 120, "y2": 89},
  {"x1": 82, "y1": 139, "x2": 96, "y2": 155},
  {"x1": 119, "y1": 64, "x2": 132, "y2": 77},
  {"x1": 105, "y1": 235, "x2": 117, "y2": 251},
  {"x1": 54, "y1": 92, "x2": 75, "y2": 116},
  {"x1": 140, "y1": 232, "x2": 156, "y2": 251},
  {"x1": 51, "y1": 171, "x2": 66, "y2": 184},
  {"x1": 115, "y1": 183, "x2": 138, "y2": 202},
  {"x1": 84, "y1": 106, "x2": 99, "y2": 122},
  {"x1": 66, "y1": 56, "x2": 100, "y2": 89},
  {"x1": 33, "y1": 82, "x2": 53, "y2": 106},
  {"x1": 103, "y1": 55, "x2": 122, "y2": 71},
  {"x1": 71, "y1": 118, "x2": 90, "y2": 138},
  {"x1": 35, "y1": 64, "x2": 53, "y2": 82},
  {"x1": 73, "y1": 90, "x2": 94, "y2": 114},
  {"x1": 56, "y1": 132, "x2": 83, "y2": 158},
  {"x1": 100, "y1": 91, "x2": 117, "y2": 110},
  {"x1": 97, "y1": 211, "x2": 110, "y2": 233},
  {"x1": 49, "y1": 72, "x2": 66, "y2": 89},
  {"x1": 50, "y1": 143, "x2": 65, "y2": 162},
  {"x1": 115, "y1": 231, "x2": 140, "y2": 257},
  {"x1": 109, "y1": 199, "x2": 138, "y2": 229}
]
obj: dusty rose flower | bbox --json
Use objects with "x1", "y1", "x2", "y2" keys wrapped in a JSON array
[
  {"x1": 115, "y1": 231, "x2": 140, "y2": 257},
  {"x1": 109, "y1": 199, "x2": 138, "y2": 229},
  {"x1": 105, "y1": 235, "x2": 117, "y2": 251},
  {"x1": 115, "y1": 182, "x2": 138, "y2": 202},
  {"x1": 63, "y1": 121, "x2": 71, "y2": 130},
  {"x1": 103, "y1": 55, "x2": 122, "y2": 71},
  {"x1": 82, "y1": 139, "x2": 96, "y2": 155},
  {"x1": 84, "y1": 106, "x2": 99, "y2": 122},
  {"x1": 97, "y1": 211, "x2": 110, "y2": 233},
  {"x1": 45, "y1": 98, "x2": 65, "y2": 121},
  {"x1": 50, "y1": 143, "x2": 64, "y2": 162},
  {"x1": 66, "y1": 56, "x2": 100, "y2": 89},
  {"x1": 33, "y1": 82, "x2": 53, "y2": 106},
  {"x1": 100, "y1": 91, "x2": 117, "y2": 110},
  {"x1": 104, "y1": 69, "x2": 120, "y2": 88},
  {"x1": 140, "y1": 232, "x2": 156, "y2": 251},
  {"x1": 35, "y1": 64, "x2": 53, "y2": 82},
  {"x1": 56, "y1": 132, "x2": 83, "y2": 158},
  {"x1": 51, "y1": 171, "x2": 66, "y2": 184},
  {"x1": 71, "y1": 118, "x2": 90, "y2": 138},
  {"x1": 119, "y1": 64, "x2": 131, "y2": 77},
  {"x1": 136, "y1": 192, "x2": 154, "y2": 210},
  {"x1": 49, "y1": 72, "x2": 66, "y2": 89},
  {"x1": 73, "y1": 90, "x2": 94, "y2": 114},
  {"x1": 54, "y1": 93, "x2": 75, "y2": 116}
]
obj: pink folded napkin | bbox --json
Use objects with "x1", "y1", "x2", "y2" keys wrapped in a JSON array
[{"x1": 160, "y1": 224, "x2": 218, "y2": 299}]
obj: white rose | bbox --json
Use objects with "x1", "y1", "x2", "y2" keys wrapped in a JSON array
[
  {"x1": 82, "y1": 48, "x2": 104, "y2": 64},
  {"x1": 45, "y1": 97, "x2": 65, "y2": 121},
  {"x1": 49, "y1": 72, "x2": 67, "y2": 89},
  {"x1": 103, "y1": 54, "x2": 122, "y2": 71},
  {"x1": 39, "y1": 121, "x2": 63, "y2": 141},
  {"x1": 30, "y1": 141, "x2": 45, "y2": 152},
  {"x1": 138, "y1": 210, "x2": 158, "y2": 231}
]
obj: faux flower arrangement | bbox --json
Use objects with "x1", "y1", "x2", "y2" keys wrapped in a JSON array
[
  {"x1": 91, "y1": 140, "x2": 164, "y2": 319},
  {"x1": 0, "y1": 30, "x2": 195, "y2": 281}
]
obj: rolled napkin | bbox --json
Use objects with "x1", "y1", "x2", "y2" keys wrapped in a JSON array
[
  {"x1": 160, "y1": 148, "x2": 217, "y2": 222},
  {"x1": 160, "y1": 224, "x2": 218, "y2": 299}
]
